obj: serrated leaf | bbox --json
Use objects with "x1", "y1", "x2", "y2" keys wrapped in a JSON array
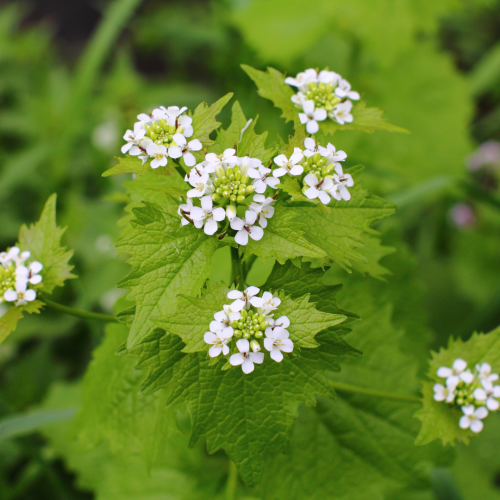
[
  {"x1": 296, "y1": 175, "x2": 396, "y2": 271},
  {"x1": 102, "y1": 156, "x2": 176, "y2": 178},
  {"x1": 18, "y1": 194, "x2": 75, "y2": 294},
  {"x1": 241, "y1": 65, "x2": 296, "y2": 122},
  {"x1": 191, "y1": 92, "x2": 233, "y2": 148},
  {"x1": 0, "y1": 301, "x2": 44, "y2": 345},
  {"x1": 243, "y1": 201, "x2": 327, "y2": 264},
  {"x1": 154, "y1": 281, "x2": 346, "y2": 353},
  {"x1": 116, "y1": 201, "x2": 220, "y2": 348},
  {"x1": 416, "y1": 325, "x2": 500, "y2": 446},
  {"x1": 350, "y1": 234, "x2": 396, "y2": 279},
  {"x1": 211, "y1": 101, "x2": 248, "y2": 153},
  {"x1": 320, "y1": 101, "x2": 409, "y2": 135},
  {"x1": 279, "y1": 176, "x2": 321, "y2": 205}
]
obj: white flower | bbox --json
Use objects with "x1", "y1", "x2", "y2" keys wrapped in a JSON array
[
  {"x1": 299, "y1": 100, "x2": 327, "y2": 134},
  {"x1": 229, "y1": 339, "x2": 264, "y2": 374},
  {"x1": 238, "y1": 156, "x2": 261, "y2": 179},
  {"x1": 334, "y1": 78, "x2": 360, "y2": 100},
  {"x1": 433, "y1": 382, "x2": 456, "y2": 403},
  {"x1": 0, "y1": 247, "x2": 21, "y2": 268},
  {"x1": 266, "y1": 315, "x2": 290, "y2": 333},
  {"x1": 146, "y1": 143, "x2": 168, "y2": 169},
  {"x1": 318, "y1": 143, "x2": 347, "y2": 162},
  {"x1": 332, "y1": 101, "x2": 353, "y2": 125},
  {"x1": 121, "y1": 122, "x2": 146, "y2": 155},
  {"x1": 214, "y1": 305, "x2": 241, "y2": 325},
  {"x1": 16, "y1": 261, "x2": 43, "y2": 285},
  {"x1": 249, "y1": 195, "x2": 275, "y2": 228},
  {"x1": 136, "y1": 112, "x2": 153, "y2": 125},
  {"x1": 291, "y1": 92, "x2": 307, "y2": 107},
  {"x1": 273, "y1": 148, "x2": 304, "y2": 177},
  {"x1": 332, "y1": 164, "x2": 354, "y2": 201},
  {"x1": 190, "y1": 196, "x2": 226, "y2": 235},
  {"x1": 227, "y1": 286, "x2": 260, "y2": 311},
  {"x1": 178, "y1": 198, "x2": 194, "y2": 226},
  {"x1": 473, "y1": 386, "x2": 500, "y2": 411},
  {"x1": 13, "y1": 250, "x2": 32, "y2": 266},
  {"x1": 459, "y1": 405, "x2": 488, "y2": 433},
  {"x1": 249, "y1": 165, "x2": 279, "y2": 194},
  {"x1": 476, "y1": 362, "x2": 500, "y2": 391},
  {"x1": 250, "y1": 291, "x2": 281, "y2": 314},
  {"x1": 205, "y1": 148, "x2": 239, "y2": 169},
  {"x1": 204, "y1": 323, "x2": 233, "y2": 357},
  {"x1": 304, "y1": 173, "x2": 334, "y2": 205},
  {"x1": 285, "y1": 69, "x2": 318, "y2": 91},
  {"x1": 187, "y1": 169, "x2": 211, "y2": 198},
  {"x1": 168, "y1": 134, "x2": 202, "y2": 167},
  {"x1": 303, "y1": 137, "x2": 320, "y2": 157},
  {"x1": 437, "y1": 359, "x2": 474, "y2": 388},
  {"x1": 230, "y1": 211, "x2": 264, "y2": 246},
  {"x1": 264, "y1": 327, "x2": 294, "y2": 362},
  {"x1": 318, "y1": 70, "x2": 340, "y2": 85},
  {"x1": 226, "y1": 205, "x2": 237, "y2": 222},
  {"x1": 4, "y1": 280, "x2": 37, "y2": 306},
  {"x1": 157, "y1": 105, "x2": 188, "y2": 121}
]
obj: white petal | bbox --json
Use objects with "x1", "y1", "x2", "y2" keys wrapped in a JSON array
[
  {"x1": 304, "y1": 137, "x2": 315, "y2": 150},
  {"x1": 229, "y1": 353, "x2": 244, "y2": 366},
  {"x1": 298, "y1": 113, "x2": 309, "y2": 125},
  {"x1": 290, "y1": 148, "x2": 304, "y2": 164},
  {"x1": 275, "y1": 316, "x2": 290, "y2": 328},
  {"x1": 204, "y1": 218, "x2": 218, "y2": 235},
  {"x1": 453, "y1": 358, "x2": 467, "y2": 372},
  {"x1": 236, "y1": 339, "x2": 249, "y2": 353},
  {"x1": 317, "y1": 191, "x2": 331, "y2": 205},
  {"x1": 306, "y1": 120, "x2": 319, "y2": 134},
  {"x1": 264, "y1": 338, "x2": 274, "y2": 351},
  {"x1": 24, "y1": 290, "x2": 37, "y2": 301},
  {"x1": 168, "y1": 146, "x2": 183, "y2": 159},
  {"x1": 470, "y1": 419, "x2": 484, "y2": 433},
  {"x1": 246, "y1": 286, "x2": 260, "y2": 297},
  {"x1": 270, "y1": 348, "x2": 284, "y2": 362},
  {"x1": 250, "y1": 297, "x2": 264, "y2": 308},
  {"x1": 253, "y1": 180, "x2": 267, "y2": 194},
  {"x1": 487, "y1": 398, "x2": 499, "y2": 411},
  {"x1": 475, "y1": 406, "x2": 488, "y2": 419},
  {"x1": 250, "y1": 352, "x2": 264, "y2": 364},
  {"x1": 210, "y1": 320, "x2": 224, "y2": 332},
  {"x1": 474, "y1": 388, "x2": 487, "y2": 401},
  {"x1": 462, "y1": 404, "x2": 475, "y2": 416},
  {"x1": 230, "y1": 218, "x2": 245, "y2": 231},
  {"x1": 4, "y1": 290, "x2": 18, "y2": 302},
  {"x1": 273, "y1": 167, "x2": 287, "y2": 178},
  {"x1": 29, "y1": 275, "x2": 42, "y2": 285},
  {"x1": 30, "y1": 262, "x2": 43, "y2": 274},
  {"x1": 214, "y1": 311, "x2": 227, "y2": 323},
  {"x1": 289, "y1": 165, "x2": 304, "y2": 176},
  {"x1": 266, "y1": 177, "x2": 280, "y2": 190},
  {"x1": 209, "y1": 345, "x2": 222, "y2": 357},
  {"x1": 460, "y1": 371, "x2": 474, "y2": 384},
  {"x1": 304, "y1": 187, "x2": 319, "y2": 200},
  {"x1": 304, "y1": 173, "x2": 319, "y2": 187},
  {"x1": 227, "y1": 290, "x2": 244, "y2": 300},
  {"x1": 201, "y1": 196, "x2": 213, "y2": 211},
  {"x1": 437, "y1": 366, "x2": 453, "y2": 378},
  {"x1": 235, "y1": 230, "x2": 249, "y2": 246},
  {"x1": 273, "y1": 154, "x2": 287, "y2": 167},
  {"x1": 231, "y1": 299, "x2": 245, "y2": 312},
  {"x1": 459, "y1": 415, "x2": 470, "y2": 429},
  {"x1": 248, "y1": 226, "x2": 264, "y2": 241},
  {"x1": 221, "y1": 327, "x2": 234, "y2": 339},
  {"x1": 245, "y1": 210, "x2": 257, "y2": 225},
  {"x1": 313, "y1": 108, "x2": 327, "y2": 121},
  {"x1": 190, "y1": 207, "x2": 206, "y2": 220},
  {"x1": 281, "y1": 339, "x2": 294, "y2": 352},
  {"x1": 183, "y1": 152, "x2": 196, "y2": 167},
  {"x1": 172, "y1": 133, "x2": 187, "y2": 146},
  {"x1": 302, "y1": 100, "x2": 315, "y2": 115},
  {"x1": 241, "y1": 359, "x2": 255, "y2": 374},
  {"x1": 212, "y1": 207, "x2": 226, "y2": 222}
]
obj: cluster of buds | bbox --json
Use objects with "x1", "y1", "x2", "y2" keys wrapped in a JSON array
[
  {"x1": 434, "y1": 358, "x2": 500, "y2": 433},
  {"x1": 0, "y1": 247, "x2": 43, "y2": 306},
  {"x1": 178, "y1": 149, "x2": 277, "y2": 244},
  {"x1": 121, "y1": 105, "x2": 201, "y2": 168},
  {"x1": 203, "y1": 287, "x2": 294, "y2": 374},
  {"x1": 271, "y1": 138, "x2": 354, "y2": 204},
  {"x1": 285, "y1": 69, "x2": 360, "y2": 133}
]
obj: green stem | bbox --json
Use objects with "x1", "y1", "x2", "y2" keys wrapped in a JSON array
[
  {"x1": 225, "y1": 461, "x2": 238, "y2": 500},
  {"x1": 41, "y1": 297, "x2": 118, "y2": 324},
  {"x1": 231, "y1": 247, "x2": 246, "y2": 290},
  {"x1": 329, "y1": 380, "x2": 420, "y2": 404}
]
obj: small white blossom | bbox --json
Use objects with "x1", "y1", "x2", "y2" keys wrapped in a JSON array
[
  {"x1": 332, "y1": 101, "x2": 353, "y2": 125},
  {"x1": 433, "y1": 382, "x2": 456, "y2": 403},
  {"x1": 334, "y1": 78, "x2": 360, "y2": 100},
  {"x1": 226, "y1": 205, "x2": 237, "y2": 222},
  {"x1": 250, "y1": 165, "x2": 279, "y2": 194},
  {"x1": 476, "y1": 363, "x2": 500, "y2": 391},
  {"x1": 299, "y1": 100, "x2": 327, "y2": 134},
  {"x1": 168, "y1": 134, "x2": 202, "y2": 167},
  {"x1": 204, "y1": 323, "x2": 233, "y2": 357},
  {"x1": 187, "y1": 169, "x2": 211, "y2": 199},
  {"x1": 318, "y1": 70, "x2": 340, "y2": 85},
  {"x1": 178, "y1": 199, "x2": 195, "y2": 226},
  {"x1": 332, "y1": 164, "x2": 354, "y2": 201},
  {"x1": 304, "y1": 173, "x2": 334, "y2": 205},
  {"x1": 249, "y1": 195, "x2": 275, "y2": 228},
  {"x1": 284, "y1": 69, "x2": 318, "y2": 91},
  {"x1": 214, "y1": 305, "x2": 241, "y2": 325},
  {"x1": 229, "y1": 339, "x2": 264, "y2": 374},
  {"x1": 16, "y1": 261, "x2": 43, "y2": 285},
  {"x1": 4, "y1": 280, "x2": 37, "y2": 306},
  {"x1": 121, "y1": 122, "x2": 146, "y2": 155},
  {"x1": 190, "y1": 196, "x2": 225, "y2": 235},
  {"x1": 437, "y1": 359, "x2": 474, "y2": 388},
  {"x1": 291, "y1": 92, "x2": 307, "y2": 107},
  {"x1": 146, "y1": 143, "x2": 168, "y2": 169},
  {"x1": 303, "y1": 137, "x2": 320, "y2": 157},
  {"x1": 205, "y1": 148, "x2": 239, "y2": 169},
  {"x1": 230, "y1": 211, "x2": 264, "y2": 246},
  {"x1": 227, "y1": 286, "x2": 260, "y2": 311},
  {"x1": 238, "y1": 156, "x2": 262, "y2": 179},
  {"x1": 250, "y1": 291, "x2": 281, "y2": 315},
  {"x1": 473, "y1": 386, "x2": 500, "y2": 411},
  {"x1": 273, "y1": 148, "x2": 304, "y2": 177},
  {"x1": 459, "y1": 405, "x2": 488, "y2": 433},
  {"x1": 0, "y1": 247, "x2": 21, "y2": 268},
  {"x1": 318, "y1": 143, "x2": 347, "y2": 162},
  {"x1": 264, "y1": 327, "x2": 294, "y2": 362}
]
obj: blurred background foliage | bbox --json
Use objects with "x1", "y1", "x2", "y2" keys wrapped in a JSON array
[{"x1": 0, "y1": 0, "x2": 500, "y2": 498}]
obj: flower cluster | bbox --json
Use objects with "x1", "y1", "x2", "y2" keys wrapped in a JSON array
[
  {"x1": 121, "y1": 105, "x2": 201, "y2": 168},
  {"x1": 178, "y1": 149, "x2": 276, "y2": 244},
  {"x1": 434, "y1": 358, "x2": 500, "y2": 433},
  {"x1": 285, "y1": 69, "x2": 360, "y2": 134},
  {"x1": 273, "y1": 138, "x2": 353, "y2": 203},
  {"x1": 0, "y1": 247, "x2": 43, "y2": 306},
  {"x1": 203, "y1": 287, "x2": 294, "y2": 374}
]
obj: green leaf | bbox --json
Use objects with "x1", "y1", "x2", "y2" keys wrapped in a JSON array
[
  {"x1": 258, "y1": 258, "x2": 452, "y2": 499},
  {"x1": 350, "y1": 234, "x2": 396, "y2": 279},
  {"x1": 296, "y1": 174, "x2": 396, "y2": 271},
  {"x1": 241, "y1": 65, "x2": 296, "y2": 122},
  {"x1": 279, "y1": 176, "x2": 320, "y2": 205},
  {"x1": 416, "y1": 325, "x2": 500, "y2": 446},
  {"x1": 102, "y1": 156, "x2": 176, "y2": 178},
  {"x1": 211, "y1": 100, "x2": 248, "y2": 153},
  {"x1": 243, "y1": 201, "x2": 327, "y2": 264},
  {"x1": 153, "y1": 281, "x2": 346, "y2": 353},
  {"x1": 0, "y1": 306, "x2": 23, "y2": 344},
  {"x1": 191, "y1": 92, "x2": 233, "y2": 148},
  {"x1": 18, "y1": 194, "x2": 75, "y2": 294},
  {"x1": 116, "y1": 201, "x2": 220, "y2": 348},
  {"x1": 320, "y1": 101, "x2": 409, "y2": 135}
]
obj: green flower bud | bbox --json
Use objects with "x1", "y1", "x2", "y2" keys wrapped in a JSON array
[
  {"x1": 245, "y1": 185, "x2": 255, "y2": 194},
  {"x1": 254, "y1": 331, "x2": 263, "y2": 339},
  {"x1": 216, "y1": 166, "x2": 225, "y2": 178},
  {"x1": 234, "y1": 171, "x2": 241, "y2": 180},
  {"x1": 236, "y1": 195, "x2": 246, "y2": 203},
  {"x1": 240, "y1": 310, "x2": 248, "y2": 319},
  {"x1": 231, "y1": 321, "x2": 240, "y2": 328},
  {"x1": 234, "y1": 330, "x2": 242, "y2": 338},
  {"x1": 260, "y1": 321, "x2": 268, "y2": 329},
  {"x1": 243, "y1": 332, "x2": 251, "y2": 339},
  {"x1": 212, "y1": 193, "x2": 222, "y2": 202},
  {"x1": 250, "y1": 340, "x2": 261, "y2": 352},
  {"x1": 241, "y1": 174, "x2": 249, "y2": 184},
  {"x1": 222, "y1": 191, "x2": 230, "y2": 198},
  {"x1": 230, "y1": 194, "x2": 237, "y2": 202}
]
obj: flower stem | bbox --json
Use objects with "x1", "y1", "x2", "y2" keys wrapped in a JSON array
[
  {"x1": 41, "y1": 296, "x2": 118, "y2": 324},
  {"x1": 329, "y1": 380, "x2": 421, "y2": 404},
  {"x1": 231, "y1": 247, "x2": 246, "y2": 290},
  {"x1": 225, "y1": 461, "x2": 238, "y2": 500}
]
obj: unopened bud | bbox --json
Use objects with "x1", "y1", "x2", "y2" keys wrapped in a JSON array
[
  {"x1": 245, "y1": 185, "x2": 255, "y2": 195},
  {"x1": 243, "y1": 332, "x2": 251, "y2": 339},
  {"x1": 250, "y1": 340, "x2": 261, "y2": 352},
  {"x1": 226, "y1": 205, "x2": 237, "y2": 221},
  {"x1": 254, "y1": 331, "x2": 263, "y2": 339}
]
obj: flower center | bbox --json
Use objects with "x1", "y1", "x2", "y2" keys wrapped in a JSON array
[
  {"x1": 232, "y1": 310, "x2": 268, "y2": 340},
  {"x1": 212, "y1": 165, "x2": 255, "y2": 204},
  {"x1": 305, "y1": 82, "x2": 341, "y2": 111},
  {"x1": 144, "y1": 119, "x2": 183, "y2": 147}
]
